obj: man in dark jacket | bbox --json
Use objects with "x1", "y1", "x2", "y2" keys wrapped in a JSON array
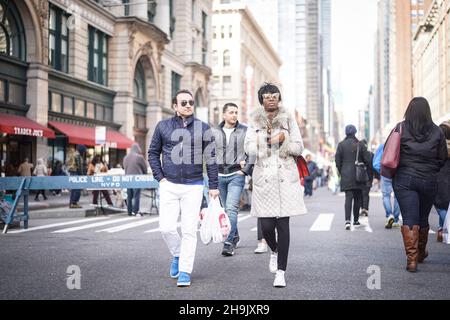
[
  {"x1": 148, "y1": 89, "x2": 219, "y2": 287},
  {"x1": 214, "y1": 102, "x2": 253, "y2": 257},
  {"x1": 360, "y1": 139, "x2": 374, "y2": 217},
  {"x1": 124, "y1": 143, "x2": 148, "y2": 217},
  {"x1": 335, "y1": 125, "x2": 370, "y2": 230},
  {"x1": 304, "y1": 154, "x2": 318, "y2": 196}
]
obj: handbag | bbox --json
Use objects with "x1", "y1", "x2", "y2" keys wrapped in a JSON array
[
  {"x1": 286, "y1": 121, "x2": 310, "y2": 185},
  {"x1": 381, "y1": 123, "x2": 403, "y2": 178},
  {"x1": 355, "y1": 142, "x2": 369, "y2": 183}
]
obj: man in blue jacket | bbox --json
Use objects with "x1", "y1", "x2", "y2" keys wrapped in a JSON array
[{"x1": 148, "y1": 89, "x2": 219, "y2": 287}]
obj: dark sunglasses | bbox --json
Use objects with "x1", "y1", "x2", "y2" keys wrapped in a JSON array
[{"x1": 180, "y1": 100, "x2": 195, "y2": 107}]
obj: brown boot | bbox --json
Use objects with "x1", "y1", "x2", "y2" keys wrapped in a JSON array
[
  {"x1": 437, "y1": 228, "x2": 443, "y2": 242},
  {"x1": 418, "y1": 226, "x2": 429, "y2": 263},
  {"x1": 401, "y1": 225, "x2": 419, "y2": 272}
]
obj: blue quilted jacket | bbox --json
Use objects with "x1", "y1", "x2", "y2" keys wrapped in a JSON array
[{"x1": 148, "y1": 115, "x2": 218, "y2": 189}]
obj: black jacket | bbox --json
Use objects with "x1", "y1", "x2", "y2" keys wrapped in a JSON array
[
  {"x1": 435, "y1": 158, "x2": 450, "y2": 209},
  {"x1": 396, "y1": 121, "x2": 447, "y2": 180},
  {"x1": 214, "y1": 121, "x2": 253, "y2": 176},
  {"x1": 148, "y1": 115, "x2": 219, "y2": 189},
  {"x1": 335, "y1": 135, "x2": 371, "y2": 191}
]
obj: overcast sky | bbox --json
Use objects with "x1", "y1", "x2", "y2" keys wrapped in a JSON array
[{"x1": 331, "y1": 0, "x2": 378, "y2": 129}]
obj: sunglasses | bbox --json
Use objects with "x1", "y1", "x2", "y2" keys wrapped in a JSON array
[
  {"x1": 262, "y1": 93, "x2": 280, "y2": 100},
  {"x1": 180, "y1": 100, "x2": 195, "y2": 107}
]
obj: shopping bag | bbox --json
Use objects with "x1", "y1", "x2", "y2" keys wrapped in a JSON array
[
  {"x1": 443, "y1": 205, "x2": 450, "y2": 244},
  {"x1": 199, "y1": 197, "x2": 230, "y2": 245}
]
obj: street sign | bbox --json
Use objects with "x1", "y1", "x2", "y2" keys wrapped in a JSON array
[{"x1": 95, "y1": 126, "x2": 106, "y2": 145}]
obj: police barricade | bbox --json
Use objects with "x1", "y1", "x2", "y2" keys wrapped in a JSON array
[{"x1": 0, "y1": 175, "x2": 159, "y2": 234}]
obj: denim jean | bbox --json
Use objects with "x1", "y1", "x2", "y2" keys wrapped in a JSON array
[
  {"x1": 127, "y1": 188, "x2": 141, "y2": 214},
  {"x1": 435, "y1": 207, "x2": 447, "y2": 229},
  {"x1": 218, "y1": 173, "x2": 246, "y2": 243},
  {"x1": 393, "y1": 174, "x2": 437, "y2": 228},
  {"x1": 69, "y1": 171, "x2": 81, "y2": 204},
  {"x1": 304, "y1": 177, "x2": 313, "y2": 196},
  {"x1": 381, "y1": 176, "x2": 400, "y2": 222}
]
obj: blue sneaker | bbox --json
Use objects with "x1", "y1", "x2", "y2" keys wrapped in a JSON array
[
  {"x1": 177, "y1": 272, "x2": 191, "y2": 287},
  {"x1": 170, "y1": 256, "x2": 179, "y2": 278}
]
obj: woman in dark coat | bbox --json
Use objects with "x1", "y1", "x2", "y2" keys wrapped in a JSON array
[
  {"x1": 335, "y1": 125, "x2": 370, "y2": 230},
  {"x1": 392, "y1": 97, "x2": 447, "y2": 272},
  {"x1": 434, "y1": 121, "x2": 450, "y2": 242}
]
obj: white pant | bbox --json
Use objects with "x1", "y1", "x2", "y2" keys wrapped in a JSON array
[{"x1": 159, "y1": 180, "x2": 203, "y2": 274}]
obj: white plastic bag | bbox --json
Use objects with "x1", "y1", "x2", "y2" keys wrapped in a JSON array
[
  {"x1": 443, "y1": 205, "x2": 450, "y2": 244},
  {"x1": 199, "y1": 197, "x2": 230, "y2": 245}
]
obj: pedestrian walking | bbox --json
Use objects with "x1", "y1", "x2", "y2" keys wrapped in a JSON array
[
  {"x1": 244, "y1": 83, "x2": 307, "y2": 288},
  {"x1": 304, "y1": 154, "x2": 318, "y2": 197},
  {"x1": 123, "y1": 143, "x2": 148, "y2": 217},
  {"x1": 51, "y1": 160, "x2": 65, "y2": 196},
  {"x1": 360, "y1": 139, "x2": 374, "y2": 217},
  {"x1": 433, "y1": 121, "x2": 450, "y2": 242},
  {"x1": 213, "y1": 102, "x2": 253, "y2": 256},
  {"x1": 391, "y1": 97, "x2": 447, "y2": 272},
  {"x1": 335, "y1": 125, "x2": 370, "y2": 230},
  {"x1": 373, "y1": 143, "x2": 401, "y2": 228},
  {"x1": 33, "y1": 158, "x2": 48, "y2": 201},
  {"x1": 67, "y1": 145, "x2": 87, "y2": 209},
  {"x1": 87, "y1": 155, "x2": 113, "y2": 207},
  {"x1": 17, "y1": 158, "x2": 33, "y2": 177},
  {"x1": 148, "y1": 89, "x2": 219, "y2": 287}
]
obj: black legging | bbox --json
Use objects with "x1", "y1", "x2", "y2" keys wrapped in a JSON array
[
  {"x1": 257, "y1": 218, "x2": 263, "y2": 241},
  {"x1": 345, "y1": 189, "x2": 362, "y2": 222},
  {"x1": 260, "y1": 217, "x2": 290, "y2": 271}
]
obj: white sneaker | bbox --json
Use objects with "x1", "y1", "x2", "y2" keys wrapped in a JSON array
[
  {"x1": 273, "y1": 270, "x2": 286, "y2": 287},
  {"x1": 136, "y1": 213, "x2": 143, "y2": 218},
  {"x1": 254, "y1": 242, "x2": 268, "y2": 254},
  {"x1": 269, "y1": 252, "x2": 278, "y2": 273}
]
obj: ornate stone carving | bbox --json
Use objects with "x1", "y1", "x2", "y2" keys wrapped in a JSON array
[{"x1": 128, "y1": 22, "x2": 138, "y2": 59}]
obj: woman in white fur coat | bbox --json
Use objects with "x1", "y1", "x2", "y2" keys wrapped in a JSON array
[{"x1": 244, "y1": 83, "x2": 307, "y2": 288}]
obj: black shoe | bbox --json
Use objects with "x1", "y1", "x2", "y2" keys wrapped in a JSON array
[
  {"x1": 353, "y1": 221, "x2": 360, "y2": 226},
  {"x1": 222, "y1": 242, "x2": 234, "y2": 256},
  {"x1": 345, "y1": 221, "x2": 351, "y2": 230}
]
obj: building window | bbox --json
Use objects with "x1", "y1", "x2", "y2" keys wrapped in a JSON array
[
  {"x1": 63, "y1": 96, "x2": 73, "y2": 115},
  {"x1": 169, "y1": 0, "x2": 176, "y2": 39},
  {"x1": 0, "y1": 0, "x2": 25, "y2": 60},
  {"x1": 228, "y1": 25, "x2": 232, "y2": 38},
  {"x1": 96, "y1": 104, "x2": 104, "y2": 120},
  {"x1": 213, "y1": 26, "x2": 216, "y2": 39},
  {"x1": 122, "y1": 0, "x2": 130, "y2": 16},
  {"x1": 134, "y1": 62, "x2": 146, "y2": 101},
  {"x1": 223, "y1": 76, "x2": 232, "y2": 96},
  {"x1": 221, "y1": 26, "x2": 225, "y2": 39},
  {"x1": 75, "y1": 99, "x2": 85, "y2": 117},
  {"x1": 148, "y1": 1, "x2": 157, "y2": 23},
  {"x1": 86, "y1": 102, "x2": 95, "y2": 119},
  {"x1": 49, "y1": 4, "x2": 69, "y2": 72},
  {"x1": 50, "y1": 92, "x2": 62, "y2": 112},
  {"x1": 223, "y1": 50, "x2": 230, "y2": 67},
  {"x1": 212, "y1": 50, "x2": 218, "y2": 67},
  {"x1": 171, "y1": 71, "x2": 181, "y2": 99},
  {"x1": 0, "y1": 80, "x2": 4, "y2": 102},
  {"x1": 88, "y1": 26, "x2": 108, "y2": 85}
]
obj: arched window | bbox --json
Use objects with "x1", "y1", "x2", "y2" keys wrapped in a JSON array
[
  {"x1": 223, "y1": 50, "x2": 230, "y2": 67},
  {"x1": 0, "y1": 0, "x2": 26, "y2": 60},
  {"x1": 133, "y1": 62, "x2": 146, "y2": 101}
]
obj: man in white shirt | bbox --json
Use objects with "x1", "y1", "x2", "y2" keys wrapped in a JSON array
[{"x1": 214, "y1": 103, "x2": 253, "y2": 256}]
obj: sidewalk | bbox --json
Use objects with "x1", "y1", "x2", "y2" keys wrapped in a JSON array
[{"x1": 14, "y1": 189, "x2": 158, "y2": 219}]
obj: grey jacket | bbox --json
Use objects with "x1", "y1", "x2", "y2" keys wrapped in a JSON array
[
  {"x1": 214, "y1": 121, "x2": 253, "y2": 176},
  {"x1": 124, "y1": 144, "x2": 148, "y2": 175}
]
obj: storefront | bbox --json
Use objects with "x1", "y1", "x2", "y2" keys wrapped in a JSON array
[
  {"x1": 0, "y1": 113, "x2": 55, "y2": 177},
  {"x1": 48, "y1": 121, "x2": 134, "y2": 168}
]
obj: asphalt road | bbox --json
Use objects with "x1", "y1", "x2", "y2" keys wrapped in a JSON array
[{"x1": 0, "y1": 187, "x2": 449, "y2": 300}]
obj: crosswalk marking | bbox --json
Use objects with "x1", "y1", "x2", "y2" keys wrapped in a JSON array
[
  {"x1": 7, "y1": 217, "x2": 109, "y2": 234},
  {"x1": 97, "y1": 217, "x2": 160, "y2": 233},
  {"x1": 310, "y1": 214, "x2": 335, "y2": 231},
  {"x1": 52, "y1": 217, "x2": 135, "y2": 233}
]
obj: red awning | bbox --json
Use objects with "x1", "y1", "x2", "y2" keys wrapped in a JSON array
[
  {"x1": 48, "y1": 121, "x2": 134, "y2": 149},
  {"x1": 0, "y1": 113, "x2": 55, "y2": 138}
]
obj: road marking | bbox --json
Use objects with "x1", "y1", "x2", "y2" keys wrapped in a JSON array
[
  {"x1": 310, "y1": 214, "x2": 335, "y2": 231},
  {"x1": 97, "y1": 217, "x2": 160, "y2": 233},
  {"x1": 145, "y1": 222, "x2": 181, "y2": 234},
  {"x1": 7, "y1": 217, "x2": 110, "y2": 234},
  {"x1": 52, "y1": 217, "x2": 135, "y2": 233},
  {"x1": 143, "y1": 214, "x2": 252, "y2": 234}
]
